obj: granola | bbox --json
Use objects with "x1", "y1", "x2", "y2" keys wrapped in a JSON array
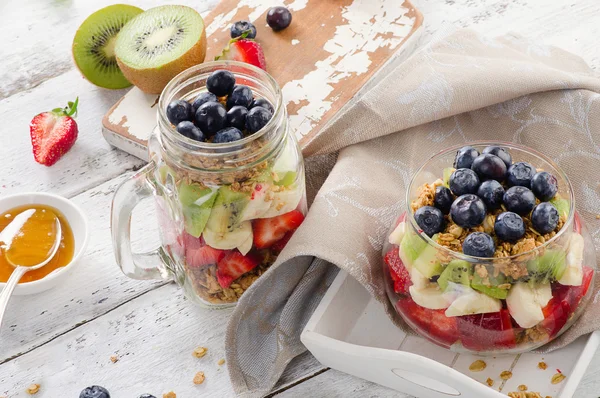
[
  {"x1": 26, "y1": 384, "x2": 40, "y2": 395},
  {"x1": 508, "y1": 392, "x2": 543, "y2": 398}
]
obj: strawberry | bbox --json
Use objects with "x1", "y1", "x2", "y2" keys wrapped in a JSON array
[
  {"x1": 271, "y1": 231, "x2": 295, "y2": 253},
  {"x1": 29, "y1": 98, "x2": 79, "y2": 166},
  {"x1": 182, "y1": 232, "x2": 228, "y2": 268},
  {"x1": 215, "y1": 36, "x2": 266, "y2": 70},
  {"x1": 541, "y1": 298, "x2": 571, "y2": 338},
  {"x1": 384, "y1": 248, "x2": 411, "y2": 295},
  {"x1": 252, "y1": 210, "x2": 305, "y2": 249},
  {"x1": 216, "y1": 250, "x2": 261, "y2": 288},
  {"x1": 456, "y1": 309, "x2": 516, "y2": 351},
  {"x1": 397, "y1": 298, "x2": 459, "y2": 347}
]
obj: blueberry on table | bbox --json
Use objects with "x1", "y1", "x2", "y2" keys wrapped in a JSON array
[
  {"x1": 503, "y1": 186, "x2": 536, "y2": 216},
  {"x1": 482, "y1": 146, "x2": 512, "y2": 169},
  {"x1": 213, "y1": 127, "x2": 244, "y2": 143},
  {"x1": 463, "y1": 232, "x2": 495, "y2": 257},
  {"x1": 450, "y1": 194, "x2": 487, "y2": 228},
  {"x1": 471, "y1": 154, "x2": 507, "y2": 181},
  {"x1": 194, "y1": 102, "x2": 227, "y2": 136},
  {"x1": 251, "y1": 97, "x2": 274, "y2": 114},
  {"x1": 434, "y1": 186, "x2": 454, "y2": 214},
  {"x1": 507, "y1": 161, "x2": 535, "y2": 187},
  {"x1": 230, "y1": 20, "x2": 257, "y2": 39},
  {"x1": 226, "y1": 85, "x2": 254, "y2": 109},
  {"x1": 454, "y1": 146, "x2": 479, "y2": 169},
  {"x1": 206, "y1": 70, "x2": 236, "y2": 97},
  {"x1": 246, "y1": 106, "x2": 273, "y2": 133},
  {"x1": 449, "y1": 168, "x2": 480, "y2": 196},
  {"x1": 494, "y1": 212, "x2": 526, "y2": 242},
  {"x1": 414, "y1": 206, "x2": 445, "y2": 237},
  {"x1": 176, "y1": 121, "x2": 205, "y2": 142},
  {"x1": 266, "y1": 6, "x2": 292, "y2": 31},
  {"x1": 227, "y1": 106, "x2": 248, "y2": 130},
  {"x1": 80, "y1": 386, "x2": 110, "y2": 398},
  {"x1": 477, "y1": 180, "x2": 504, "y2": 210},
  {"x1": 192, "y1": 92, "x2": 218, "y2": 113},
  {"x1": 531, "y1": 171, "x2": 558, "y2": 201},
  {"x1": 138, "y1": 395, "x2": 156, "y2": 398},
  {"x1": 531, "y1": 202, "x2": 559, "y2": 234},
  {"x1": 166, "y1": 99, "x2": 193, "y2": 126}
]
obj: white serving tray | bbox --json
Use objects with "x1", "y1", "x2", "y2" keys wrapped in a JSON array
[{"x1": 301, "y1": 271, "x2": 600, "y2": 398}]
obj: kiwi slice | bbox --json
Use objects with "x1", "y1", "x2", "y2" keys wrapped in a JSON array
[
  {"x1": 115, "y1": 5, "x2": 207, "y2": 94},
  {"x1": 72, "y1": 4, "x2": 143, "y2": 89}
]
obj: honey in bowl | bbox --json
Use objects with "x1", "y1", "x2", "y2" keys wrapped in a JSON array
[{"x1": 0, "y1": 205, "x2": 74, "y2": 283}]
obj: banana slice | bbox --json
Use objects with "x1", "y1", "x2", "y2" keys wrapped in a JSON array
[
  {"x1": 409, "y1": 285, "x2": 452, "y2": 310},
  {"x1": 410, "y1": 267, "x2": 430, "y2": 290},
  {"x1": 203, "y1": 221, "x2": 252, "y2": 250},
  {"x1": 506, "y1": 282, "x2": 551, "y2": 328},
  {"x1": 237, "y1": 183, "x2": 272, "y2": 222},
  {"x1": 261, "y1": 185, "x2": 303, "y2": 218},
  {"x1": 388, "y1": 222, "x2": 406, "y2": 246},
  {"x1": 559, "y1": 233, "x2": 584, "y2": 286},
  {"x1": 237, "y1": 233, "x2": 253, "y2": 255},
  {"x1": 445, "y1": 288, "x2": 502, "y2": 317}
]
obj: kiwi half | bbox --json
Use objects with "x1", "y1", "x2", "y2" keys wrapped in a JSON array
[
  {"x1": 115, "y1": 5, "x2": 207, "y2": 94},
  {"x1": 72, "y1": 4, "x2": 143, "y2": 89}
]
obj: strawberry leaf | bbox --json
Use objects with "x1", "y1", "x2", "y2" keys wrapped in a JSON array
[{"x1": 50, "y1": 97, "x2": 79, "y2": 118}]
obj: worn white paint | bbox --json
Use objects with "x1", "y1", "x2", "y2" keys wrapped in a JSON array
[
  {"x1": 1, "y1": 0, "x2": 600, "y2": 397},
  {"x1": 106, "y1": 88, "x2": 158, "y2": 141}
]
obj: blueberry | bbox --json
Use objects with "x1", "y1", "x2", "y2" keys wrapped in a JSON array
[
  {"x1": 462, "y1": 232, "x2": 495, "y2": 257},
  {"x1": 194, "y1": 102, "x2": 227, "y2": 136},
  {"x1": 531, "y1": 202, "x2": 559, "y2": 234},
  {"x1": 266, "y1": 6, "x2": 292, "y2": 31},
  {"x1": 494, "y1": 212, "x2": 526, "y2": 242},
  {"x1": 477, "y1": 180, "x2": 504, "y2": 210},
  {"x1": 213, "y1": 127, "x2": 244, "y2": 143},
  {"x1": 226, "y1": 85, "x2": 253, "y2": 109},
  {"x1": 414, "y1": 206, "x2": 445, "y2": 237},
  {"x1": 246, "y1": 106, "x2": 272, "y2": 133},
  {"x1": 226, "y1": 106, "x2": 248, "y2": 130},
  {"x1": 251, "y1": 98, "x2": 274, "y2": 114},
  {"x1": 80, "y1": 386, "x2": 110, "y2": 398},
  {"x1": 471, "y1": 154, "x2": 507, "y2": 181},
  {"x1": 531, "y1": 171, "x2": 558, "y2": 201},
  {"x1": 176, "y1": 121, "x2": 205, "y2": 142},
  {"x1": 166, "y1": 100, "x2": 193, "y2": 125},
  {"x1": 230, "y1": 20, "x2": 257, "y2": 39},
  {"x1": 138, "y1": 395, "x2": 156, "y2": 398},
  {"x1": 449, "y1": 168, "x2": 480, "y2": 196},
  {"x1": 192, "y1": 92, "x2": 218, "y2": 113},
  {"x1": 206, "y1": 70, "x2": 236, "y2": 97},
  {"x1": 450, "y1": 194, "x2": 487, "y2": 228},
  {"x1": 503, "y1": 186, "x2": 536, "y2": 216},
  {"x1": 482, "y1": 146, "x2": 512, "y2": 168},
  {"x1": 454, "y1": 146, "x2": 479, "y2": 169},
  {"x1": 507, "y1": 161, "x2": 535, "y2": 187},
  {"x1": 434, "y1": 186, "x2": 454, "y2": 214}
]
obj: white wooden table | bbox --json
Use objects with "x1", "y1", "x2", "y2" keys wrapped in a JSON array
[{"x1": 1, "y1": 0, "x2": 599, "y2": 397}]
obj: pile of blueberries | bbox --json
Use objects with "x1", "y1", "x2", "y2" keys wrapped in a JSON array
[
  {"x1": 165, "y1": 69, "x2": 274, "y2": 144},
  {"x1": 80, "y1": 385, "x2": 154, "y2": 398},
  {"x1": 414, "y1": 145, "x2": 561, "y2": 258}
]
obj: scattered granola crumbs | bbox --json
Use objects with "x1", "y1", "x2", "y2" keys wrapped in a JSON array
[
  {"x1": 500, "y1": 370, "x2": 513, "y2": 380},
  {"x1": 26, "y1": 384, "x2": 41, "y2": 395},
  {"x1": 110, "y1": 355, "x2": 119, "y2": 363},
  {"x1": 193, "y1": 371, "x2": 206, "y2": 385},
  {"x1": 596, "y1": 214, "x2": 600, "y2": 220},
  {"x1": 538, "y1": 361, "x2": 547, "y2": 370},
  {"x1": 163, "y1": 392, "x2": 176, "y2": 398},
  {"x1": 518, "y1": 384, "x2": 528, "y2": 391},
  {"x1": 193, "y1": 346, "x2": 208, "y2": 358},
  {"x1": 486, "y1": 378, "x2": 494, "y2": 387},
  {"x1": 469, "y1": 359, "x2": 487, "y2": 372},
  {"x1": 551, "y1": 372, "x2": 566, "y2": 384},
  {"x1": 218, "y1": 359, "x2": 226, "y2": 366},
  {"x1": 508, "y1": 392, "x2": 542, "y2": 398},
  {"x1": 545, "y1": 396, "x2": 552, "y2": 398}
]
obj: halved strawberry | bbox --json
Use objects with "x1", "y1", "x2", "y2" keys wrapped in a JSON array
[
  {"x1": 252, "y1": 210, "x2": 305, "y2": 249},
  {"x1": 29, "y1": 98, "x2": 79, "y2": 166},
  {"x1": 215, "y1": 37, "x2": 266, "y2": 70},
  {"x1": 182, "y1": 232, "x2": 228, "y2": 268},
  {"x1": 271, "y1": 231, "x2": 295, "y2": 253},
  {"x1": 384, "y1": 248, "x2": 411, "y2": 295},
  {"x1": 456, "y1": 309, "x2": 516, "y2": 351},
  {"x1": 216, "y1": 250, "x2": 261, "y2": 289},
  {"x1": 541, "y1": 298, "x2": 571, "y2": 338},
  {"x1": 397, "y1": 298, "x2": 459, "y2": 347}
]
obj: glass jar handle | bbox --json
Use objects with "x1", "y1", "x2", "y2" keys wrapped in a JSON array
[{"x1": 111, "y1": 162, "x2": 172, "y2": 281}]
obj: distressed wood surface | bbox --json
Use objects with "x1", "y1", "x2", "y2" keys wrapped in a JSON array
[{"x1": 1, "y1": 0, "x2": 600, "y2": 397}]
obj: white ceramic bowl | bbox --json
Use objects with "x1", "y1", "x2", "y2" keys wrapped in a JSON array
[{"x1": 0, "y1": 192, "x2": 89, "y2": 295}]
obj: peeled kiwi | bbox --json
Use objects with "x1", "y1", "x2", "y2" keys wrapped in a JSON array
[
  {"x1": 72, "y1": 4, "x2": 143, "y2": 89},
  {"x1": 115, "y1": 5, "x2": 207, "y2": 94}
]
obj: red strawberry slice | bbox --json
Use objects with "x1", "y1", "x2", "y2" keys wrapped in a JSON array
[
  {"x1": 182, "y1": 232, "x2": 228, "y2": 268},
  {"x1": 384, "y1": 248, "x2": 411, "y2": 295},
  {"x1": 216, "y1": 37, "x2": 266, "y2": 70},
  {"x1": 252, "y1": 210, "x2": 305, "y2": 249},
  {"x1": 217, "y1": 250, "x2": 261, "y2": 288},
  {"x1": 29, "y1": 98, "x2": 79, "y2": 166},
  {"x1": 456, "y1": 309, "x2": 515, "y2": 351},
  {"x1": 397, "y1": 298, "x2": 459, "y2": 347},
  {"x1": 271, "y1": 231, "x2": 295, "y2": 253},
  {"x1": 541, "y1": 298, "x2": 572, "y2": 338}
]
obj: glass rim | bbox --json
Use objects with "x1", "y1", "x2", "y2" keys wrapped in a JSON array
[{"x1": 404, "y1": 141, "x2": 576, "y2": 262}]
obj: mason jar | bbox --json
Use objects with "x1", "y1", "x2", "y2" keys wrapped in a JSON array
[{"x1": 112, "y1": 61, "x2": 306, "y2": 308}]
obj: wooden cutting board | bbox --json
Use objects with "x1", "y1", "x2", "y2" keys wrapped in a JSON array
[{"x1": 102, "y1": 0, "x2": 423, "y2": 160}]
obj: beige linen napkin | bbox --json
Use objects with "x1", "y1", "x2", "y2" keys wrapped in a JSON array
[{"x1": 226, "y1": 29, "x2": 600, "y2": 397}]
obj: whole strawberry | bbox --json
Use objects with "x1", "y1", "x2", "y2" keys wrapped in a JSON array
[
  {"x1": 30, "y1": 98, "x2": 79, "y2": 166},
  {"x1": 216, "y1": 35, "x2": 266, "y2": 70}
]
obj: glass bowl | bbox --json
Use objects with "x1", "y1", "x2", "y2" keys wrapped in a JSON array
[{"x1": 382, "y1": 142, "x2": 596, "y2": 354}]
